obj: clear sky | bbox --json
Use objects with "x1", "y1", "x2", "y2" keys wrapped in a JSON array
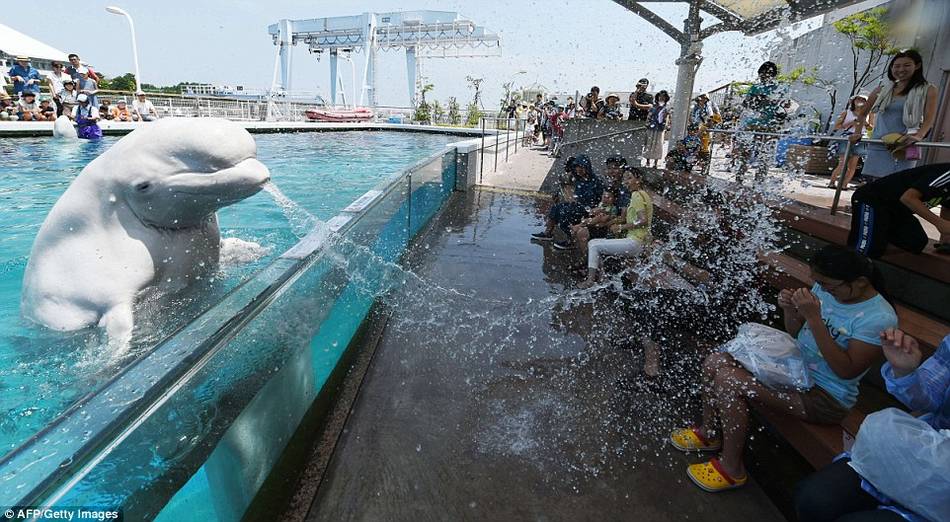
[{"x1": 22, "y1": 0, "x2": 816, "y2": 107}]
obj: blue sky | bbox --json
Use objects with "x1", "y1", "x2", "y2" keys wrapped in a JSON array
[{"x1": 24, "y1": 0, "x2": 812, "y2": 107}]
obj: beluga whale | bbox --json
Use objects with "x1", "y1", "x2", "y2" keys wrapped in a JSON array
[
  {"x1": 21, "y1": 118, "x2": 270, "y2": 349},
  {"x1": 52, "y1": 115, "x2": 78, "y2": 139}
]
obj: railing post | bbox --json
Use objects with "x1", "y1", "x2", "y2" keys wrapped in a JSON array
[
  {"x1": 494, "y1": 119, "x2": 499, "y2": 172},
  {"x1": 505, "y1": 118, "x2": 510, "y2": 163},
  {"x1": 830, "y1": 139, "x2": 852, "y2": 215},
  {"x1": 480, "y1": 117, "x2": 486, "y2": 184},
  {"x1": 514, "y1": 117, "x2": 519, "y2": 154}
]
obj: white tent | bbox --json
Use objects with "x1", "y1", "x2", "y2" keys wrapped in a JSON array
[{"x1": 0, "y1": 22, "x2": 69, "y2": 70}]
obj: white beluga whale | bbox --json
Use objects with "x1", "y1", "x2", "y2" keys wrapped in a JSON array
[
  {"x1": 52, "y1": 115, "x2": 77, "y2": 139},
  {"x1": 21, "y1": 118, "x2": 270, "y2": 349}
]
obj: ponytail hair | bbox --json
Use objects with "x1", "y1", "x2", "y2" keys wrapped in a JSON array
[{"x1": 810, "y1": 245, "x2": 888, "y2": 299}]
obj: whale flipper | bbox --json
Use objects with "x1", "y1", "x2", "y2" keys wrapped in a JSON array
[{"x1": 98, "y1": 302, "x2": 134, "y2": 354}]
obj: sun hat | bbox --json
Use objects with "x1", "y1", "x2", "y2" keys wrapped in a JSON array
[
  {"x1": 22, "y1": 91, "x2": 36, "y2": 97},
  {"x1": 77, "y1": 93, "x2": 89, "y2": 103},
  {"x1": 606, "y1": 93, "x2": 620, "y2": 101},
  {"x1": 63, "y1": 78, "x2": 75, "y2": 84},
  {"x1": 0, "y1": 92, "x2": 10, "y2": 100},
  {"x1": 15, "y1": 55, "x2": 29, "y2": 61},
  {"x1": 135, "y1": 91, "x2": 145, "y2": 96},
  {"x1": 117, "y1": 99, "x2": 127, "y2": 105}
]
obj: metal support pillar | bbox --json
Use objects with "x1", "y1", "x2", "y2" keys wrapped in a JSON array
[
  {"x1": 359, "y1": 12, "x2": 378, "y2": 107},
  {"x1": 277, "y1": 18, "x2": 294, "y2": 93},
  {"x1": 329, "y1": 49, "x2": 339, "y2": 107},
  {"x1": 406, "y1": 47, "x2": 417, "y2": 106},
  {"x1": 669, "y1": 1, "x2": 702, "y2": 144}
]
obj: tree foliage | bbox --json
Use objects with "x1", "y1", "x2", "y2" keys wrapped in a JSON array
[
  {"x1": 447, "y1": 97, "x2": 461, "y2": 126},
  {"x1": 832, "y1": 7, "x2": 898, "y2": 100},
  {"x1": 413, "y1": 83, "x2": 434, "y2": 123}
]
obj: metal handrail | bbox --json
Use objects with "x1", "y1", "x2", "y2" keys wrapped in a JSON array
[
  {"x1": 706, "y1": 128, "x2": 950, "y2": 214},
  {"x1": 556, "y1": 124, "x2": 649, "y2": 150}
]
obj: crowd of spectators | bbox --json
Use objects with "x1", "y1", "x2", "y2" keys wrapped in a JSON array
[{"x1": 2, "y1": 54, "x2": 160, "y2": 129}]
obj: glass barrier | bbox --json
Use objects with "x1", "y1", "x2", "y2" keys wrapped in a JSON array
[{"x1": 0, "y1": 148, "x2": 459, "y2": 521}]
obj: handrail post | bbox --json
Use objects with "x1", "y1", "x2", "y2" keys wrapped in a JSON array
[
  {"x1": 505, "y1": 118, "x2": 510, "y2": 163},
  {"x1": 479, "y1": 117, "x2": 486, "y2": 184},
  {"x1": 830, "y1": 140, "x2": 852, "y2": 215},
  {"x1": 514, "y1": 117, "x2": 519, "y2": 154},
  {"x1": 494, "y1": 119, "x2": 499, "y2": 172}
]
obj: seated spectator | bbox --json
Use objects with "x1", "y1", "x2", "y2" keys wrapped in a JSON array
[
  {"x1": 99, "y1": 99, "x2": 114, "y2": 120},
  {"x1": 671, "y1": 245, "x2": 896, "y2": 492},
  {"x1": 7, "y1": 55, "x2": 41, "y2": 96},
  {"x1": 133, "y1": 92, "x2": 159, "y2": 121},
  {"x1": 111, "y1": 100, "x2": 138, "y2": 122},
  {"x1": 849, "y1": 162, "x2": 950, "y2": 257},
  {"x1": 665, "y1": 125, "x2": 703, "y2": 173},
  {"x1": 577, "y1": 168, "x2": 653, "y2": 288},
  {"x1": 17, "y1": 91, "x2": 40, "y2": 121},
  {"x1": 571, "y1": 157, "x2": 628, "y2": 260},
  {"x1": 38, "y1": 97, "x2": 56, "y2": 121},
  {"x1": 597, "y1": 93, "x2": 624, "y2": 121},
  {"x1": 795, "y1": 329, "x2": 949, "y2": 522},
  {"x1": 73, "y1": 93, "x2": 102, "y2": 140},
  {"x1": 531, "y1": 155, "x2": 604, "y2": 248},
  {"x1": 0, "y1": 92, "x2": 18, "y2": 121}
]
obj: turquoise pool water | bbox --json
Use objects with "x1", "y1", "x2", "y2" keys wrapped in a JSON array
[{"x1": 0, "y1": 131, "x2": 458, "y2": 458}]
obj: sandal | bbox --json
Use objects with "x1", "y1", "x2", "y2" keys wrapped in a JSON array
[
  {"x1": 935, "y1": 243, "x2": 950, "y2": 255},
  {"x1": 669, "y1": 427, "x2": 722, "y2": 452},
  {"x1": 687, "y1": 458, "x2": 748, "y2": 493}
]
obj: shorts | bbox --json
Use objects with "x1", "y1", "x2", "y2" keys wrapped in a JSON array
[{"x1": 799, "y1": 385, "x2": 849, "y2": 425}]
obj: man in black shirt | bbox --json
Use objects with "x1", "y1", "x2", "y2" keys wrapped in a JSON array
[
  {"x1": 848, "y1": 163, "x2": 950, "y2": 257},
  {"x1": 628, "y1": 78, "x2": 653, "y2": 122}
]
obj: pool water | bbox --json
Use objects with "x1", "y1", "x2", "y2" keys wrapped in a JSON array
[{"x1": 0, "y1": 131, "x2": 459, "y2": 457}]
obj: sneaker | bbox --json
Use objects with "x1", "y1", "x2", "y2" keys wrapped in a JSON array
[
  {"x1": 530, "y1": 231, "x2": 553, "y2": 241},
  {"x1": 552, "y1": 241, "x2": 574, "y2": 251}
]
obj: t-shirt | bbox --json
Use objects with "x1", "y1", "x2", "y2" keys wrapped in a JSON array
[
  {"x1": 599, "y1": 104, "x2": 624, "y2": 121},
  {"x1": 17, "y1": 99, "x2": 38, "y2": 112},
  {"x1": 585, "y1": 96, "x2": 604, "y2": 118},
  {"x1": 133, "y1": 99, "x2": 156, "y2": 116},
  {"x1": 741, "y1": 81, "x2": 787, "y2": 130},
  {"x1": 625, "y1": 190, "x2": 653, "y2": 241},
  {"x1": 628, "y1": 91, "x2": 653, "y2": 120},
  {"x1": 46, "y1": 72, "x2": 70, "y2": 96},
  {"x1": 573, "y1": 174, "x2": 604, "y2": 210},
  {"x1": 797, "y1": 284, "x2": 897, "y2": 408},
  {"x1": 862, "y1": 162, "x2": 950, "y2": 209}
]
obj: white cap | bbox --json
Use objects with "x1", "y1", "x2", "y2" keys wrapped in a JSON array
[
  {"x1": 77, "y1": 93, "x2": 89, "y2": 102},
  {"x1": 76, "y1": 66, "x2": 89, "y2": 74}
]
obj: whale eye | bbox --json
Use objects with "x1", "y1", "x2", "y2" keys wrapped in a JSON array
[{"x1": 136, "y1": 182, "x2": 151, "y2": 192}]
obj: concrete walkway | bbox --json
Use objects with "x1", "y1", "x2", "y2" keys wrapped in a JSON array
[
  {"x1": 477, "y1": 143, "x2": 556, "y2": 194},
  {"x1": 304, "y1": 189, "x2": 785, "y2": 521}
]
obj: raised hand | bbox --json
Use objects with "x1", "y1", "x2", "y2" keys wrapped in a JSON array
[
  {"x1": 880, "y1": 328, "x2": 922, "y2": 377},
  {"x1": 791, "y1": 288, "x2": 821, "y2": 320}
]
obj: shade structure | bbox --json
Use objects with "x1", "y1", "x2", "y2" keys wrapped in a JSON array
[{"x1": 611, "y1": 0, "x2": 871, "y2": 143}]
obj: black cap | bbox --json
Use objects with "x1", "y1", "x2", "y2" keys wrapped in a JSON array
[{"x1": 605, "y1": 156, "x2": 627, "y2": 166}]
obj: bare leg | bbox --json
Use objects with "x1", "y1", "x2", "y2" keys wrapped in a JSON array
[
  {"x1": 712, "y1": 364, "x2": 807, "y2": 478},
  {"x1": 699, "y1": 352, "x2": 736, "y2": 438},
  {"x1": 842, "y1": 156, "x2": 860, "y2": 187},
  {"x1": 573, "y1": 226, "x2": 591, "y2": 259},
  {"x1": 643, "y1": 336, "x2": 660, "y2": 376}
]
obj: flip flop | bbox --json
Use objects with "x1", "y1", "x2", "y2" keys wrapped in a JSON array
[
  {"x1": 687, "y1": 458, "x2": 748, "y2": 493},
  {"x1": 669, "y1": 427, "x2": 722, "y2": 452}
]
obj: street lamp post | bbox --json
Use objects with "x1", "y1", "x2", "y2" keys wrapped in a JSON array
[{"x1": 105, "y1": 6, "x2": 141, "y2": 93}]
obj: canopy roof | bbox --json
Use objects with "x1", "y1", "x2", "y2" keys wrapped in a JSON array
[
  {"x1": 0, "y1": 22, "x2": 68, "y2": 62},
  {"x1": 613, "y1": 0, "x2": 867, "y2": 38}
]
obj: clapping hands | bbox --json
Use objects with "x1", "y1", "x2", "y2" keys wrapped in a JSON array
[{"x1": 880, "y1": 328, "x2": 922, "y2": 377}]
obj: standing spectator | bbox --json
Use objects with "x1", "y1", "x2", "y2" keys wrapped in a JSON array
[
  {"x1": 827, "y1": 95, "x2": 869, "y2": 190},
  {"x1": 628, "y1": 78, "x2": 653, "y2": 122},
  {"x1": 16, "y1": 91, "x2": 40, "y2": 121},
  {"x1": 597, "y1": 94, "x2": 624, "y2": 121},
  {"x1": 644, "y1": 90, "x2": 670, "y2": 168},
  {"x1": 735, "y1": 61, "x2": 788, "y2": 183},
  {"x1": 111, "y1": 100, "x2": 138, "y2": 121},
  {"x1": 46, "y1": 61, "x2": 71, "y2": 116},
  {"x1": 0, "y1": 92, "x2": 18, "y2": 120},
  {"x1": 133, "y1": 92, "x2": 159, "y2": 121},
  {"x1": 584, "y1": 86, "x2": 604, "y2": 118},
  {"x1": 66, "y1": 53, "x2": 100, "y2": 83},
  {"x1": 7, "y1": 56, "x2": 41, "y2": 96},
  {"x1": 58, "y1": 79, "x2": 79, "y2": 115},
  {"x1": 564, "y1": 97, "x2": 577, "y2": 119},
  {"x1": 851, "y1": 49, "x2": 938, "y2": 179},
  {"x1": 73, "y1": 93, "x2": 102, "y2": 140},
  {"x1": 549, "y1": 105, "x2": 566, "y2": 154},
  {"x1": 76, "y1": 67, "x2": 99, "y2": 110},
  {"x1": 691, "y1": 94, "x2": 721, "y2": 166}
]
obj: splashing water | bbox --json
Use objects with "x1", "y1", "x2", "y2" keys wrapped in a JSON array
[{"x1": 262, "y1": 181, "x2": 321, "y2": 238}]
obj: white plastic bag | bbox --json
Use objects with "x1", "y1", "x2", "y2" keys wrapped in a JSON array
[
  {"x1": 850, "y1": 408, "x2": 950, "y2": 522},
  {"x1": 722, "y1": 322, "x2": 813, "y2": 390}
]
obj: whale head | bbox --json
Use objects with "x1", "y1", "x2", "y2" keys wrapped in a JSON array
[{"x1": 98, "y1": 118, "x2": 271, "y2": 229}]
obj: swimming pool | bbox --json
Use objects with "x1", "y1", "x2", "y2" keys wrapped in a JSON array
[{"x1": 0, "y1": 130, "x2": 459, "y2": 460}]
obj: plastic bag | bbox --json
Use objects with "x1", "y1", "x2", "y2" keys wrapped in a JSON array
[
  {"x1": 850, "y1": 408, "x2": 950, "y2": 522},
  {"x1": 721, "y1": 323, "x2": 813, "y2": 390}
]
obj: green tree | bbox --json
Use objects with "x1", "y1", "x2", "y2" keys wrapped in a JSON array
[
  {"x1": 447, "y1": 97, "x2": 461, "y2": 126},
  {"x1": 833, "y1": 7, "x2": 898, "y2": 101},
  {"x1": 109, "y1": 73, "x2": 137, "y2": 92},
  {"x1": 431, "y1": 100, "x2": 444, "y2": 123},
  {"x1": 413, "y1": 83, "x2": 434, "y2": 123}
]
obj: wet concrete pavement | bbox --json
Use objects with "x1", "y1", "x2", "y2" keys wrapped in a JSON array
[{"x1": 305, "y1": 189, "x2": 786, "y2": 521}]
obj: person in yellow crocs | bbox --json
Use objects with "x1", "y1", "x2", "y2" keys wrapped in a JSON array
[{"x1": 671, "y1": 245, "x2": 897, "y2": 492}]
